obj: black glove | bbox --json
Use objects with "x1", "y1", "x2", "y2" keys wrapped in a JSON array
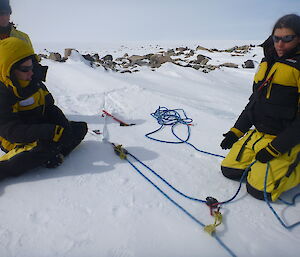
[
  {"x1": 255, "y1": 145, "x2": 279, "y2": 163},
  {"x1": 220, "y1": 131, "x2": 239, "y2": 149},
  {"x1": 43, "y1": 153, "x2": 64, "y2": 168}
]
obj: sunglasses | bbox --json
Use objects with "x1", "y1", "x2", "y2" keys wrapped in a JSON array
[
  {"x1": 17, "y1": 65, "x2": 34, "y2": 73},
  {"x1": 272, "y1": 34, "x2": 297, "y2": 43}
]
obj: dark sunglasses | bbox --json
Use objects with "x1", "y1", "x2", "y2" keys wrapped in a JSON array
[
  {"x1": 17, "y1": 65, "x2": 34, "y2": 73},
  {"x1": 272, "y1": 34, "x2": 297, "y2": 43}
]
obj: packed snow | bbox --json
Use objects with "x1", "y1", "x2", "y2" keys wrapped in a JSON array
[{"x1": 0, "y1": 40, "x2": 299, "y2": 257}]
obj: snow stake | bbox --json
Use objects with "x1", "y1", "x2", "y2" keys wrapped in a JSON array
[{"x1": 102, "y1": 110, "x2": 136, "y2": 126}]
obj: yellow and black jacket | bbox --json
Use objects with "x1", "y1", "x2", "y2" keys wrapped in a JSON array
[
  {"x1": 233, "y1": 39, "x2": 300, "y2": 154},
  {"x1": 0, "y1": 37, "x2": 68, "y2": 152},
  {"x1": 0, "y1": 24, "x2": 46, "y2": 81},
  {"x1": 9, "y1": 26, "x2": 33, "y2": 49},
  {"x1": 0, "y1": 23, "x2": 33, "y2": 48}
]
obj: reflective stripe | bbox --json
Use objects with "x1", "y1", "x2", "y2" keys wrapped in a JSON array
[
  {"x1": 53, "y1": 125, "x2": 64, "y2": 142},
  {"x1": 286, "y1": 152, "x2": 300, "y2": 178},
  {"x1": 236, "y1": 130, "x2": 255, "y2": 162},
  {"x1": 230, "y1": 127, "x2": 244, "y2": 138},
  {"x1": 0, "y1": 142, "x2": 37, "y2": 161},
  {"x1": 266, "y1": 143, "x2": 281, "y2": 157}
]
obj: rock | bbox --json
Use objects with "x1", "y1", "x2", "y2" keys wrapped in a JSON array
[
  {"x1": 82, "y1": 54, "x2": 95, "y2": 62},
  {"x1": 226, "y1": 45, "x2": 251, "y2": 54},
  {"x1": 236, "y1": 45, "x2": 251, "y2": 51},
  {"x1": 144, "y1": 54, "x2": 154, "y2": 59},
  {"x1": 127, "y1": 55, "x2": 146, "y2": 63},
  {"x1": 196, "y1": 45, "x2": 212, "y2": 52},
  {"x1": 120, "y1": 70, "x2": 132, "y2": 74},
  {"x1": 49, "y1": 52, "x2": 62, "y2": 62},
  {"x1": 195, "y1": 54, "x2": 210, "y2": 65},
  {"x1": 38, "y1": 54, "x2": 47, "y2": 59},
  {"x1": 242, "y1": 60, "x2": 255, "y2": 68},
  {"x1": 64, "y1": 48, "x2": 76, "y2": 59},
  {"x1": 166, "y1": 49, "x2": 175, "y2": 56},
  {"x1": 102, "y1": 61, "x2": 116, "y2": 71},
  {"x1": 176, "y1": 47, "x2": 188, "y2": 52},
  {"x1": 220, "y1": 62, "x2": 239, "y2": 68},
  {"x1": 206, "y1": 65, "x2": 218, "y2": 71},
  {"x1": 149, "y1": 54, "x2": 173, "y2": 68},
  {"x1": 134, "y1": 60, "x2": 150, "y2": 66},
  {"x1": 192, "y1": 64, "x2": 201, "y2": 70},
  {"x1": 185, "y1": 50, "x2": 195, "y2": 58},
  {"x1": 102, "y1": 54, "x2": 113, "y2": 62},
  {"x1": 92, "y1": 53, "x2": 100, "y2": 62}
]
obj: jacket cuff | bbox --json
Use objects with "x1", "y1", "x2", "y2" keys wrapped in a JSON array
[
  {"x1": 266, "y1": 143, "x2": 281, "y2": 157},
  {"x1": 230, "y1": 127, "x2": 244, "y2": 138}
]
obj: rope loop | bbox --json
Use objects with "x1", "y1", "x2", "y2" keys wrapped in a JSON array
[
  {"x1": 151, "y1": 106, "x2": 193, "y2": 126},
  {"x1": 146, "y1": 106, "x2": 226, "y2": 158}
]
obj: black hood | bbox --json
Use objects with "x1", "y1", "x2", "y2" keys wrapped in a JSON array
[{"x1": 260, "y1": 35, "x2": 300, "y2": 64}]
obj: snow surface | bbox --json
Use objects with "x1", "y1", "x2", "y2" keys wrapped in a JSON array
[{"x1": 0, "y1": 41, "x2": 299, "y2": 257}]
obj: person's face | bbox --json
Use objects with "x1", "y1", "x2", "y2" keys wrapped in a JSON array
[
  {"x1": 0, "y1": 12, "x2": 10, "y2": 27},
  {"x1": 273, "y1": 27, "x2": 300, "y2": 57},
  {"x1": 13, "y1": 59, "x2": 34, "y2": 81}
]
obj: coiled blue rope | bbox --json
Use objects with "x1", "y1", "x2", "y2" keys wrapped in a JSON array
[
  {"x1": 264, "y1": 162, "x2": 300, "y2": 229},
  {"x1": 146, "y1": 106, "x2": 225, "y2": 158}
]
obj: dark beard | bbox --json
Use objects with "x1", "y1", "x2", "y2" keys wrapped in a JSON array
[{"x1": 0, "y1": 23, "x2": 12, "y2": 34}]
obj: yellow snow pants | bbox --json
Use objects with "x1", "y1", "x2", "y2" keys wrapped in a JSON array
[{"x1": 221, "y1": 129, "x2": 300, "y2": 201}]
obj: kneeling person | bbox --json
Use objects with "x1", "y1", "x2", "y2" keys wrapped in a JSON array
[{"x1": 220, "y1": 14, "x2": 300, "y2": 202}]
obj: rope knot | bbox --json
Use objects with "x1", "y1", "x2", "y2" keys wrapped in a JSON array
[
  {"x1": 206, "y1": 196, "x2": 220, "y2": 216},
  {"x1": 113, "y1": 144, "x2": 128, "y2": 160}
]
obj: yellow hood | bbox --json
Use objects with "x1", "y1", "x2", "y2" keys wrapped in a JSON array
[{"x1": 0, "y1": 37, "x2": 34, "y2": 86}]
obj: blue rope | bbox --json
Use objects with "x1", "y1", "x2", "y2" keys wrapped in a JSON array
[
  {"x1": 125, "y1": 156, "x2": 237, "y2": 257},
  {"x1": 264, "y1": 162, "x2": 300, "y2": 229},
  {"x1": 146, "y1": 106, "x2": 225, "y2": 158},
  {"x1": 146, "y1": 107, "x2": 300, "y2": 228},
  {"x1": 128, "y1": 153, "x2": 205, "y2": 203},
  {"x1": 278, "y1": 193, "x2": 300, "y2": 205},
  {"x1": 219, "y1": 161, "x2": 256, "y2": 204},
  {"x1": 128, "y1": 152, "x2": 255, "y2": 205}
]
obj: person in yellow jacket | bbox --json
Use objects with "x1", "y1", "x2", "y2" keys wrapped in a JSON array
[
  {"x1": 0, "y1": 0, "x2": 32, "y2": 46},
  {"x1": 0, "y1": 37, "x2": 87, "y2": 180},
  {"x1": 220, "y1": 14, "x2": 300, "y2": 202},
  {"x1": 0, "y1": 0, "x2": 47, "y2": 82}
]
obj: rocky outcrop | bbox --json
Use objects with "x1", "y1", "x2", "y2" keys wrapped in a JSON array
[{"x1": 40, "y1": 43, "x2": 257, "y2": 73}]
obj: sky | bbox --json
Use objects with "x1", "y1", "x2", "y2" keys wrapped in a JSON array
[{"x1": 9, "y1": 0, "x2": 300, "y2": 43}]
